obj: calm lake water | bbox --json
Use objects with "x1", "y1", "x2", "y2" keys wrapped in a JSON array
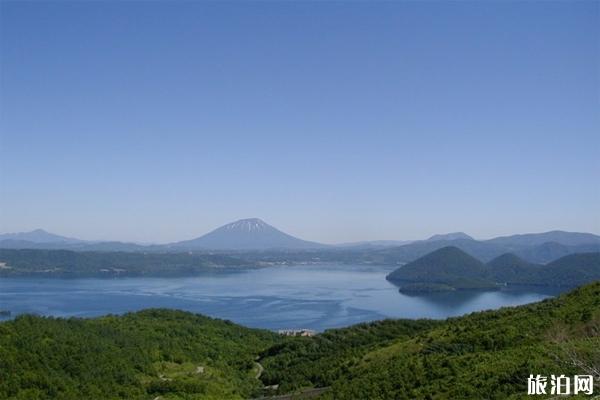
[{"x1": 0, "y1": 264, "x2": 562, "y2": 331}]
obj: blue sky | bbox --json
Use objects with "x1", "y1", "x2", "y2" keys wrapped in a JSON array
[{"x1": 0, "y1": 1, "x2": 598, "y2": 243}]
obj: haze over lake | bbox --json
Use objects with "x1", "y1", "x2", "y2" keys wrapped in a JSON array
[{"x1": 0, "y1": 264, "x2": 561, "y2": 331}]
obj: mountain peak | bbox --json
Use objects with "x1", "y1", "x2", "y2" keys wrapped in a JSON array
[
  {"x1": 223, "y1": 218, "x2": 270, "y2": 232},
  {"x1": 172, "y1": 218, "x2": 326, "y2": 250},
  {"x1": 0, "y1": 229, "x2": 82, "y2": 244},
  {"x1": 424, "y1": 245, "x2": 478, "y2": 258},
  {"x1": 427, "y1": 232, "x2": 474, "y2": 242}
]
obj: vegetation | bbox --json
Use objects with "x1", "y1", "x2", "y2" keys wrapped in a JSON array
[
  {"x1": 489, "y1": 252, "x2": 600, "y2": 288},
  {"x1": 487, "y1": 253, "x2": 540, "y2": 284},
  {"x1": 1, "y1": 243, "x2": 599, "y2": 281},
  {"x1": 260, "y1": 282, "x2": 600, "y2": 399},
  {"x1": 258, "y1": 319, "x2": 441, "y2": 393},
  {"x1": 0, "y1": 309, "x2": 280, "y2": 399},
  {"x1": 1, "y1": 283, "x2": 599, "y2": 399},
  {"x1": 386, "y1": 247, "x2": 499, "y2": 292},
  {"x1": 0, "y1": 249, "x2": 255, "y2": 278},
  {"x1": 387, "y1": 247, "x2": 600, "y2": 292},
  {"x1": 541, "y1": 253, "x2": 600, "y2": 287}
]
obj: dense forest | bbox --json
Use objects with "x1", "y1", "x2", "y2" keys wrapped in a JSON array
[
  {"x1": 1, "y1": 283, "x2": 599, "y2": 399},
  {"x1": 258, "y1": 319, "x2": 441, "y2": 393},
  {"x1": 0, "y1": 310, "x2": 279, "y2": 399},
  {"x1": 263, "y1": 282, "x2": 600, "y2": 399}
]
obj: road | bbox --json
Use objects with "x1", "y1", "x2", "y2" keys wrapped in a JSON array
[{"x1": 254, "y1": 362, "x2": 264, "y2": 379}]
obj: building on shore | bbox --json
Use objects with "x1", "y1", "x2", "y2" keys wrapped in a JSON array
[{"x1": 277, "y1": 329, "x2": 316, "y2": 337}]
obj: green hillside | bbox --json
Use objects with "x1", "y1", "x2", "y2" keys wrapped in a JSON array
[
  {"x1": 259, "y1": 319, "x2": 441, "y2": 393},
  {"x1": 260, "y1": 282, "x2": 600, "y2": 399},
  {"x1": 0, "y1": 309, "x2": 280, "y2": 400},
  {"x1": 1, "y1": 283, "x2": 599, "y2": 399}
]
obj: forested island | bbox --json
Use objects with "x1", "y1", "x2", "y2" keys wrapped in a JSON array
[
  {"x1": 386, "y1": 247, "x2": 600, "y2": 293},
  {"x1": 0, "y1": 282, "x2": 599, "y2": 399}
]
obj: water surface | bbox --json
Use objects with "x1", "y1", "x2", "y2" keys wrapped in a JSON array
[{"x1": 0, "y1": 264, "x2": 562, "y2": 331}]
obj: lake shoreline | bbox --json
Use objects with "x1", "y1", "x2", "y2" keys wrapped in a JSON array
[{"x1": 0, "y1": 264, "x2": 562, "y2": 331}]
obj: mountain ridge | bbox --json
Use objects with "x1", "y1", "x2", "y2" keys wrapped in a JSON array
[
  {"x1": 0, "y1": 229, "x2": 83, "y2": 244},
  {"x1": 485, "y1": 230, "x2": 600, "y2": 248},
  {"x1": 426, "y1": 232, "x2": 474, "y2": 242},
  {"x1": 1, "y1": 225, "x2": 599, "y2": 258}
]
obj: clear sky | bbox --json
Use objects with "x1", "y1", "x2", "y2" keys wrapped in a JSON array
[{"x1": 0, "y1": 1, "x2": 598, "y2": 244}]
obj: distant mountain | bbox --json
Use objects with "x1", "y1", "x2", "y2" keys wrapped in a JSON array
[
  {"x1": 368, "y1": 238, "x2": 507, "y2": 264},
  {"x1": 0, "y1": 226, "x2": 598, "y2": 264},
  {"x1": 426, "y1": 232, "x2": 474, "y2": 242},
  {"x1": 72, "y1": 241, "x2": 149, "y2": 252},
  {"x1": 487, "y1": 253, "x2": 541, "y2": 284},
  {"x1": 487, "y1": 252, "x2": 538, "y2": 270},
  {"x1": 387, "y1": 245, "x2": 600, "y2": 292},
  {"x1": 485, "y1": 230, "x2": 600, "y2": 248},
  {"x1": 366, "y1": 233, "x2": 600, "y2": 265},
  {"x1": 0, "y1": 229, "x2": 82, "y2": 244},
  {"x1": 0, "y1": 239, "x2": 67, "y2": 250},
  {"x1": 170, "y1": 218, "x2": 327, "y2": 250},
  {"x1": 513, "y1": 241, "x2": 600, "y2": 264},
  {"x1": 542, "y1": 252, "x2": 600, "y2": 287},
  {"x1": 490, "y1": 252, "x2": 600, "y2": 287},
  {"x1": 386, "y1": 246, "x2": 496, "y2": 292},
  {"x1": 0, "y1": 238, "x2": 147, "y2": 252},
  {"x1": 335, "y1": 240, "x2": 412, "y2": 249}
]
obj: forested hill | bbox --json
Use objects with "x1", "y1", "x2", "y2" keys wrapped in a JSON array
[
  {"x1": 259, "y1": 282, "x2": 600, "y2": 399},
  {"x1": 385, "y1": 246, "x2": 495, "y2": 291},
  {"x1": 386, "y1": 247, "x2": 600, "y2": 292},
  {"x1": 1, "y1": 283, "x2": 599, "y2": 399},
  {"x1": 0, "y1": 310, "x2": 280, "y2": 400}
]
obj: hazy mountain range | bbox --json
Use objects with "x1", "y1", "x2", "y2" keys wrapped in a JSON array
[
  {"x1": 0, "y1": 229, "x2": 82, "y2": 244},
  {"x1": 1, "y1": 218, "x2": 599, "y2": 264}
]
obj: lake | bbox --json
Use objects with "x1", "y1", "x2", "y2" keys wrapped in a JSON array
[{"x1": 0, "y1": 264, "x2": 562, "y2": 331}]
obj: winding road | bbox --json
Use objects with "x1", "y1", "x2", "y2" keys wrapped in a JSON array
[{"x1": 254, "y1": 362, "x2": 264, "y2": 379}]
